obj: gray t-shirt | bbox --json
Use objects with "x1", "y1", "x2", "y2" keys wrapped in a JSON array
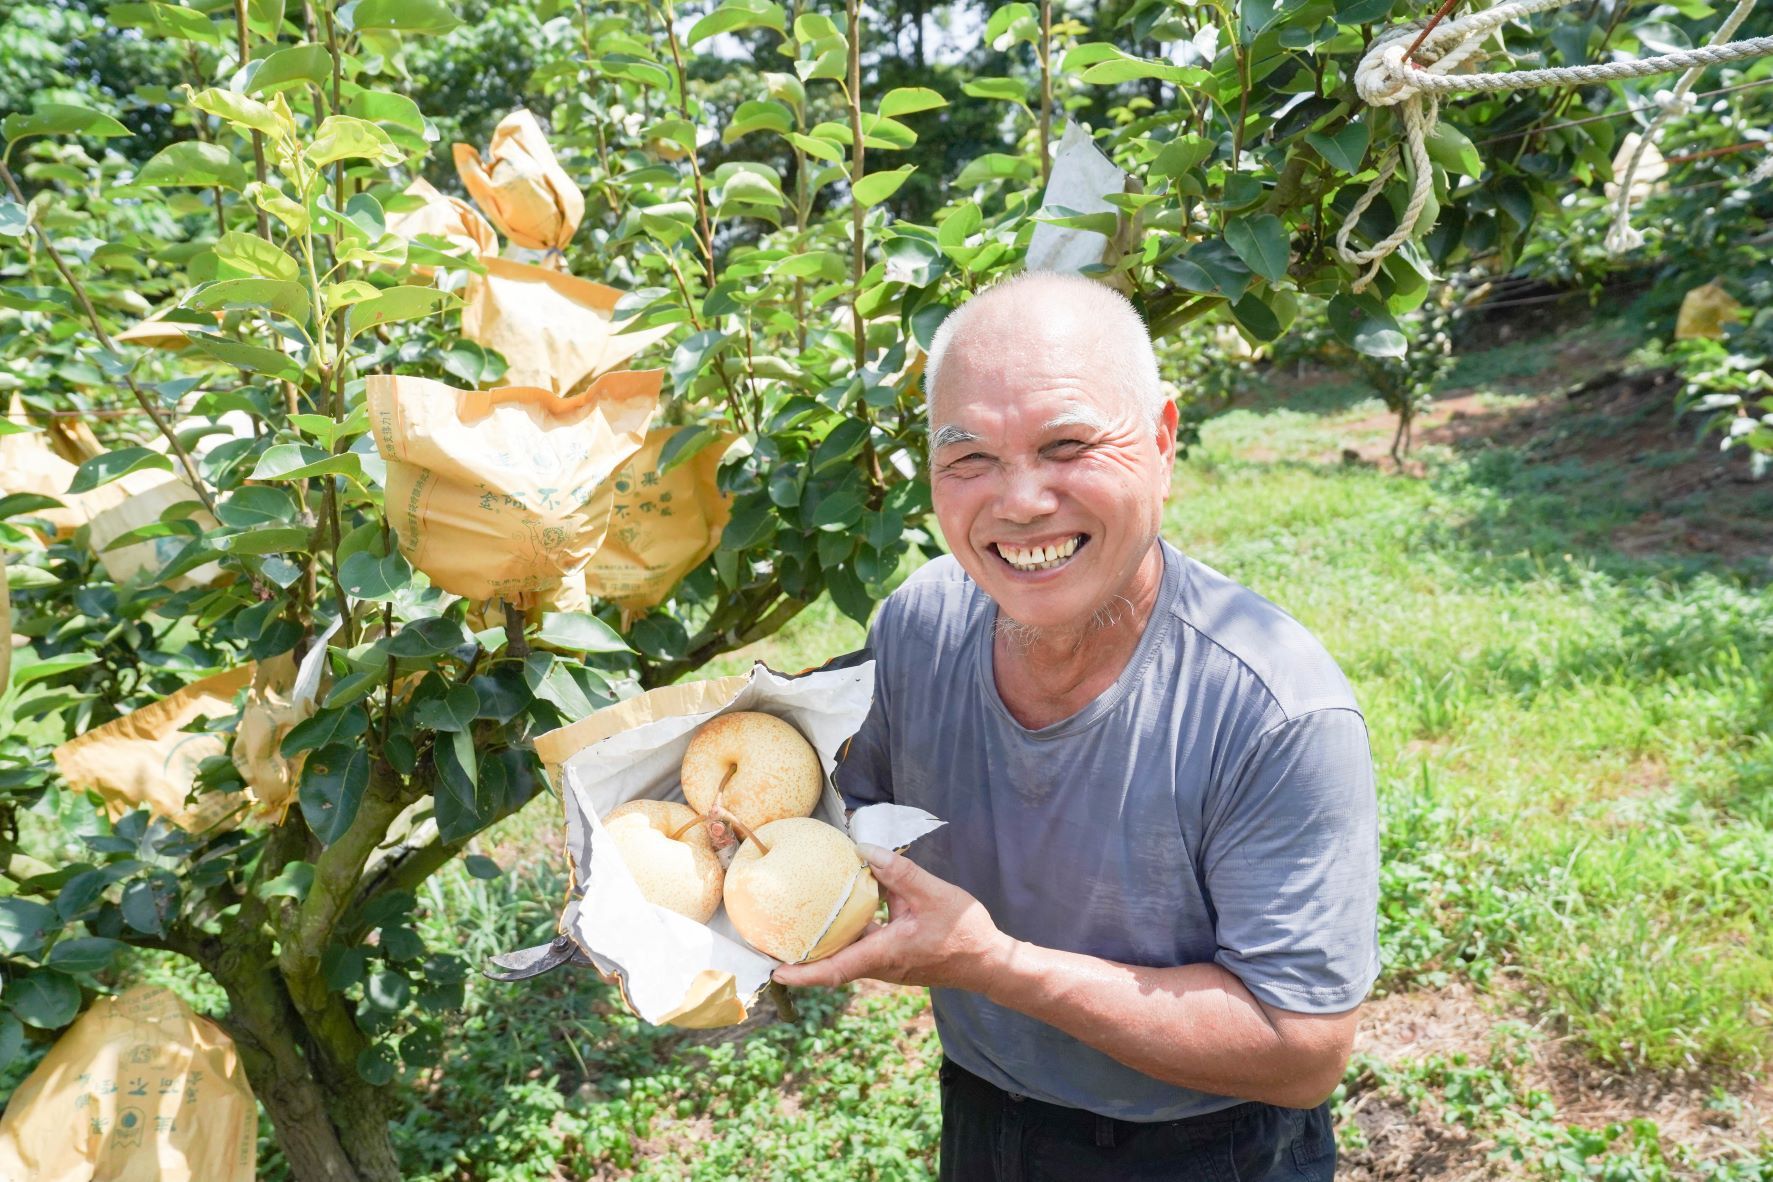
[{"x1": 835, "y1": 540, "x2": 1380, "y2": 1121}]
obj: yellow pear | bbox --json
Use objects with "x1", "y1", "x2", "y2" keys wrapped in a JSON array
[
  {"x1": 680, "y1": 711, "x2": 823, "y2": 837},
  {"x1": 722, "y1": 818, "x2": 878, "y2": 963},
  {"x1": 603, "y1": 800, "x2": 724, "y2": 923}
]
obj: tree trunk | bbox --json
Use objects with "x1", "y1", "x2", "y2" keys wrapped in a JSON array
[{"x1": 211, "y1": 940, "x2": 401, "y2": 1181}]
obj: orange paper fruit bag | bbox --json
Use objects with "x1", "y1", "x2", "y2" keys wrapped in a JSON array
[
  {"x1": 452, "y1": 109, "x2": 584, "y2": 252},
  {"x1": 367, "y1": 371, "x2": 661, "y2": 608},
  {"x1": 0, "y1": 986, "x2": 256, "y2": 1182},
  {"x1": 461, "y1": 257, "x2": 674, "y2": 395},
  {"x1": 583, "y1": 426, "x2": 735, "y2": 612}
]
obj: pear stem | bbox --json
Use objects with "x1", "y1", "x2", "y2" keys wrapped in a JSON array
[{"x1": 719, "y1": 811, "x2": 771, "y2": 856}]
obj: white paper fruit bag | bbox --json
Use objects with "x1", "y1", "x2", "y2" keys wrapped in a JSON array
[{"x1": 511, "y1": 658, "x2": 941, "y2": 1028}]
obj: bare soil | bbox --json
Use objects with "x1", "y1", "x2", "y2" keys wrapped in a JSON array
[{"x1": 1343, "y1": 984, "x2": 1773, "y2": 1179}]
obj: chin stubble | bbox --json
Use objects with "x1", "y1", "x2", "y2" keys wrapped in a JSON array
[{"x1": 994, "y1": 593, "x2": 1136, "y2": 650}]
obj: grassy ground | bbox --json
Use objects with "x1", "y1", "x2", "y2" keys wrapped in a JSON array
[
  {"x1": 361, "y1": 316, "x2": 1773, "y2": 1180},
  {"x1": 13, "y1": 316, "x2": 1768, "y2": 1178}
]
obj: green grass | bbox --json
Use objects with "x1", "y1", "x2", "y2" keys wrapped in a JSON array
[
  {"x1": 22, "y1": 325, "x2": 1770, "y2": 1178},
  {"x1": 384, "y1": 327, "x2": 1772, "y2": 1180},
  {"x1": 415, "y1": 327, "x2": 1773, "y2": 1179}
]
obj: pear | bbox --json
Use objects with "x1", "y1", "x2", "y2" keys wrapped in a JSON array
[
  {"x1": 680, "y1": 712, "x2": 823, "y2": 841},
  {"x1": 722, "y1": 818, "x2": 878, "y2": 963},
  {"x1": 603, "y1": 800, "x2": 724, "y2": 923}
]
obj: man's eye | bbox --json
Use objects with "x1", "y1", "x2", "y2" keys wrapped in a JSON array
[{"x1": 1046, "y1": 440, "x2": 1087, "y2": 456}]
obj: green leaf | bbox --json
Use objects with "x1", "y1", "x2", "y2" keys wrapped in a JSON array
[
  {"x1": 7, "y1": 971, "x2": 80, "y2": 1029},
  {"x1": 788, "y1": 132, "x2": 844, "y2": 163},
  {"x1": 415, "y1": 684, "x2": 480, "y2": 733},
  {"x1": 0, "y1": 1014, "x2": 22, "y2": 1068},
  {"x1": 1152, "y1": 135, "x2": 1214, "y2": 179},
  {"x1": 2, "y1": 103, "x2": 128, "y2": 146},
  {"x1": 434, "y1": 730, "x2": 491, "y2": 842},
  {"x1": 812, "y1": 419, "x2": 869, "y2": 471},
  {"x1": 217, "y1": 486, "x2": 298, "y2": 531},
  {"x1": 824, "y1": 563, "x2": 873, "y2": 626},
  {"x1": 1306, "y1": 123, "x2": 1370, "y2": 173},
  {"x1": 187, "y1": 335, "x2": 303, "y2": 382},
  {"x1": 657, "y1": 423, "x2": 724, "y2": 473},
  {"x1": 1228, "y1": 293, "x2": 1283, "y2": 342},
  {"x1": 1223, "y1": 214, "x2": 1291, "y2": 285},
  {"x1": 356, "y1": 1042, "x2": 397, "y2": 1085},
  {"x1": 670, "y1": 329, "x2": 734, "y2": 396},
  {"x1": 120, "y1": 871, "x2": 180, "y2": 936},
  {"x1": 307, "y1": 115, "x2": 402, "y2": 166},
  {"x1": 440, "y1": 340, "x2": 507, "y2": 386},
  {"x1": 852, "y1": 165, "x2": 916, "y2": 208},
  {"x1": 953, "y1": 153, "x2": 1034, "y2": 188},
  {"x1": 190, "y1": 88, "x2": 285, "y2": 139},
  {"x1": 256, "y1": 861, "x2": 315, "y2": 902},
  {"x1": 345, "y1": 0, "x2": 462, "y2": 35},
  {"x1": 723, "y1": 100, "x2": 794, "y2": 144},
  {"x1": 0, "y1": 898, "x2": 57, "y2": 956},
  {"x1": 15, "y1": 653, "x2": 99, "y2": 685},
  {"x1": 687, "y1": 0, "x2": 786, "y2": 45},
  {"x1": 136, "y1": 140, "x2": 248, "y2": 190},
  {"x1": 535, "y1": 612, "x2": 631, "y2": 654},
  {"x1": 1425, "y1": 122, "x2": 1484, "y2": 178},
  {"x1": 464, "y1": 855, "x2": 502, "y2": 880},
  {"x1": 325, "y1": 669, "x2": 380, "y2": 709},
  {"x1": 68, "y1": 447, "x2": 173, "y2": 494},
  {"x1": 339, "y1": 549, "x2": 413, "y2": 600},
  {"x1": 385, "y1": 617, "x2": 471, "y2": 658},
  {"x1": 962, "y1": 77, "x2": 1030, "y2": 103},
  {"x1": 877, "y1": 87, "x2": 946, "y2": 117},
  {"x1": 347, "y1": 286, "x2": 461, "y2": 331},
  {"x1": 324, "y1": 945, "x2": 368, "y2": 989},
  {"x1": 1329, "y1": 293, "x2": 1407, "y2": 358},
  {"x1": 189, "y1": 277, "x2": 310, "y2": 324},
  {"x1": 213, "y1": 230, "x2": 299, "y2": 282},
  {"x1": 247, "y1": 43, "x2": 333, "y2": 94},
  {"x1": 0, "y1": 201, "x2": 26, "y2": 236},
  {"x1": 250, "y1": 443, "x2": 364, "y2": 483},
  {"x1": 45, "y1": 936, "x2": 126, "y2": 974},
  {"x1": 281, "y1": 707, "x2": 368, "y2": 759},
  {"x1": 810, "y1": 485, "x2": 866, "y2": 529},
  {"x1": 220, "y1": 525, "x2": 311, "y2": 556},
  {"x1": 301, "y1": 744, "x2": 369, "y2": 845}
]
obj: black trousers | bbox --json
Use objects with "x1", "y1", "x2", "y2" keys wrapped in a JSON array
[{"x1": 936, "y1": 1057, "x2": 1337, "y2": 1181}]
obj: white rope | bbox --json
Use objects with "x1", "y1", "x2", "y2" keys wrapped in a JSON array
[
  {"x1": 1606, "y1": 0, "x2": 1758, "y2": 251},
  {"x1": 1336, "y1": 0, "x2": 1773, "y2": 287}
]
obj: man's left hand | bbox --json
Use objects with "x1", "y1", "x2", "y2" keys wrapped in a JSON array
[{"x1": 770, "y1": 844, "x2": 1016, "y2": 992}]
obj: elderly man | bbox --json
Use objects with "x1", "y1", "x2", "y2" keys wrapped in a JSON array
[{"x1": 772, "y1": 271, "x2": 1378, "y2": 1180}]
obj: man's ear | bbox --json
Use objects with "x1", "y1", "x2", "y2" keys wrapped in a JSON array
[{"x1": 1156, "y1": 398, "x2": 1180, "y2": 483}]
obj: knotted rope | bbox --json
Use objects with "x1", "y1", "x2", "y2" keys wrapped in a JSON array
[{"x1": 1337, "y1": 0, "x2": 1773, "y2": 288}]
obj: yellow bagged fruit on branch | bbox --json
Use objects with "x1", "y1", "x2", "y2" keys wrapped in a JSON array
[
  {"x1": 452, "y1": 109, "x2": 584, "y2": 252},
  {"x1": 1676, "y1": 281, "x2": 1744, "y2": 341},
  {"x1": 0, "y1": 985, "x2": 257, "y2": 1182},
  {"x1": 1, "y1": 397, "x2": 91, "y2": 537},
  {"x1": 583, "y1": 426, "x2": 735, "y2": 613},
  {"x1": 385, "y1": 177, "x2": 500, "y2": 271},
  {"x1": 229, "y1": 653, "x2": 316, "y2": 825},
  {"x1": 86, "y1": 471, "x2": 223, "y2": 589},
  {"x1": 53, "y1": 666, "x2": 254, "y2": 833},
  {"x1": 461, "y1": 257, "x2": 674, "y2": 395},
  {"x1": 367, "y1": 371, "x2": 660, "y2": 609}
]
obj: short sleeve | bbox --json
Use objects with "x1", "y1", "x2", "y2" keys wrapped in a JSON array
[
  {"x1": 834, "y1": 599, "x2": 899, "y2": 809},
  {"x1": 1202, "y1": 708, "x2": 1379, "y2": 1014}
]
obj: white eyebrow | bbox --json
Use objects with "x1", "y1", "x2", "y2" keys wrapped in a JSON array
[
  {"x1": 930, "y1": 424, "x2": 982, "y2": 450},
  {"x1": 1041, "y1": 408, "x2": 1112, "y2": 434}
]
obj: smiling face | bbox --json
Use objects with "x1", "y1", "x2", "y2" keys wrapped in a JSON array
[{"x1": 927, "y1": 293, "x2": 1178, "y2": 634}]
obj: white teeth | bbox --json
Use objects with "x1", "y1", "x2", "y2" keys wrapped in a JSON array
[{"x1": 998, "y1": 535, "x2": 1083, "y2": 571}]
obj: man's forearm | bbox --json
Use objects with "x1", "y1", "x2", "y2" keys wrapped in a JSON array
[{"x1": 980, "y1": 938, "x2": 1350, "y2": 1109}]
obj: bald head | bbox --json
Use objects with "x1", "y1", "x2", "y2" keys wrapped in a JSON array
[{"x1": 924, "y1": 271, "x2": 1163, "y2": 425}]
